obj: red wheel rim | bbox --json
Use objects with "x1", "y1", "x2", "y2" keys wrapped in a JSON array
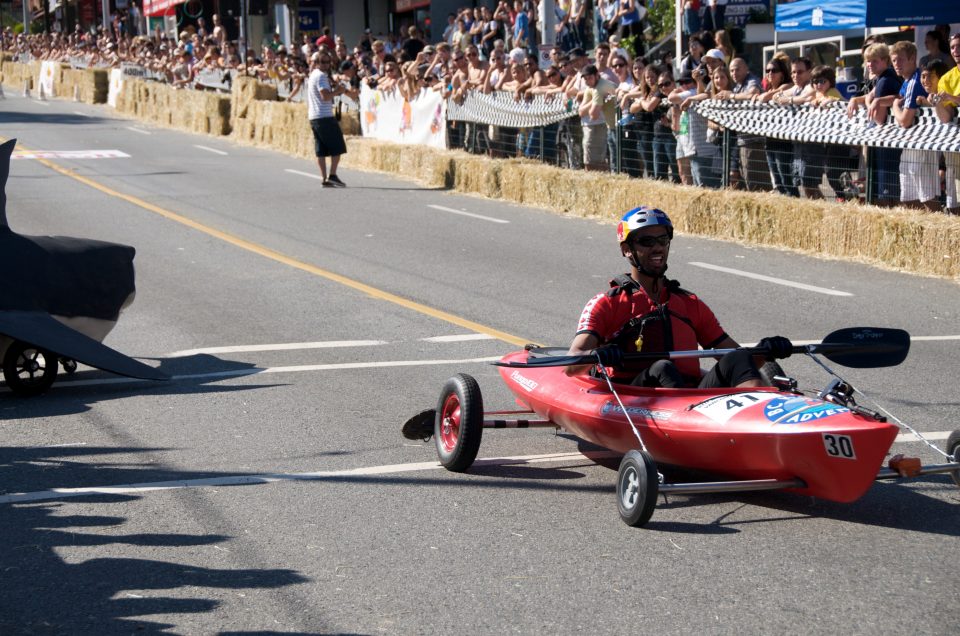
[{"x1": 439, "y1": 393, "x2": 461, "y2": 454}]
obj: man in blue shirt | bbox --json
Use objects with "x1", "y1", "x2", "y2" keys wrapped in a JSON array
[
  {"x1": 513, "y1": 0, "x2": 530, "y2": 49},
  {"x1": 891, "y1": 41, "x2": 939, "y2": 211}
]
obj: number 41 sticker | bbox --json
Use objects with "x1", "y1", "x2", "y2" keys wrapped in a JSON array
[{"x1": 822, "y1": 433, "x2": 856, "y2": 459}]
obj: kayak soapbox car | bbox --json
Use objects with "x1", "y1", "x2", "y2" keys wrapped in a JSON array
[{"x1": 402, "y1": 327, "x2": 960, "y2": 527}]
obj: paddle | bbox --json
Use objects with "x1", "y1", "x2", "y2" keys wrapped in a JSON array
[{"x1": 492, "y1": 327, "x2": 910, "y2": 370}]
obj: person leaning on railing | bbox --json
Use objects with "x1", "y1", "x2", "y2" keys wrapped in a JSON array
[
  {"x1": 807, "y1": 64, "x2": 860, "y2": 202},
  {"x1": 753, "y1": 55, "x2": 796, "y2": 196},
  {"x1": 931, "y1": 32, "x2": 960, "y2": 215},
  {"x1": 648, "y1": 69, "x2": 680, "y2": 183},
  {"x1": 715, "y1": 57, "x2": 769, "y2": 192}
]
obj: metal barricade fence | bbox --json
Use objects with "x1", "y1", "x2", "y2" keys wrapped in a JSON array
[{"x1": 444, "y1": 92, "x2": 960, "y2": 212}]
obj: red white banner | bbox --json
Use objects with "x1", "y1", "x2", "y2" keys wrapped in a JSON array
[{"x1": 143, "y1": 0, "x2": 183, "y2": 17}]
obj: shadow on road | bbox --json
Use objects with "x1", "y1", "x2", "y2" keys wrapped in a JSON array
[
  {"x1": 0, "y1": 444, "x2": 310, "y2": 634},
  {"x1": 0, "y1": 354, "x2": 283, "y2": 420}
]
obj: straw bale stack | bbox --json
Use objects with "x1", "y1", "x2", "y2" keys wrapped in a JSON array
[
  {"x1": 0, "y1": 59, "x2": 32, "y2": 90},
  {"x1": 114, "y1": 79, "x2": 230, "y2": 134},
  {"x1": 59, "y1": 67, "x2": 108, "y2": 104}
]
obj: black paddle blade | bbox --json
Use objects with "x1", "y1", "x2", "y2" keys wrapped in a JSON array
[{"x1": 814, "y1": 327, "x2": 910, "y2": 368}]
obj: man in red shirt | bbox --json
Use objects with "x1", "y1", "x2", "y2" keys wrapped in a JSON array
[
  {"x1": 568, "y1": 207, "x2": 791, "y2": 387},
  {"x1": 315, "y1": 26, "x2": 335, "y2": 51}
]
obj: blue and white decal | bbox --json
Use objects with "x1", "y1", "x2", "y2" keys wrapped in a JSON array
[{"x1": 764, "y1": 396, "x2": 850, "y2": 424}]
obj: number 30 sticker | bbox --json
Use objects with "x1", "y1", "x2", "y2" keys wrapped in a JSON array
[{"x1": 822, "y1": 433, "x2": 856, "y2": 459}]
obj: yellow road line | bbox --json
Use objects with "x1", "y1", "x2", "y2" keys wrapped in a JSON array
[{"x1": 5, "y1": 137, "x2": 536, "y2": 347}]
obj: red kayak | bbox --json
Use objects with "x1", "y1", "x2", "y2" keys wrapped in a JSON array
[
  {"x1": 498, "y1": 349, "x2": 896, "y2": 504},
  {"x1": 403, "y1": 327, "x2": 960, "y2": 527}
]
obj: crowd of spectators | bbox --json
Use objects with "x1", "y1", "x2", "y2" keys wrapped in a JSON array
[{"x1": 3, "y1": 3, "x2": 960, "y2": 214}]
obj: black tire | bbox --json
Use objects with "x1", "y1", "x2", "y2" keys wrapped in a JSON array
[
  {"x1": 617, "y1": 450, "x2": 659, "y2": 527},
  {"x1": 435, "y1": 374, "x2": 484, "y2": 472},
  {"x1": 947, "y1": 430, "x2": 960, "y2": 488},
  {"x1": 3, "y1": 341, "x2": 59, "y2": 397},
  {"x1": 759, "y1": 360, "x2": 785, "y2": 387},
  {"x1": 61, "y1": 358, "x2": 78, "y2": 374}
]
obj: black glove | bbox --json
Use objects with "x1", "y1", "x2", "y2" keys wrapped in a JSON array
[
  {"x1": 757, "y1": 336, "x2": 793, "y2": 360},
  {"x1": 593, "y1": 344, "x2": 623, "y2": 368}
]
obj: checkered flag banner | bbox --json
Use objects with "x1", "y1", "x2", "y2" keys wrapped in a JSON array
[
  {"x1": 693, "y1": 100, "x2": 960, "y2": 152},
  {"x1": 447, "y1": 91, "x2": 578, "y2": 127}
]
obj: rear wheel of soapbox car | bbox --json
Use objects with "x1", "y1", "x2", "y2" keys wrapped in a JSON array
[
  {"x1": 435, "y1": 373, "x2": 484, "y2": 472},
  {"x1": 947, "y1": 430, "x2": 960, "y2": 488},
  {"x1": 617, "y1": 450, "x2": 659, "y2": 527},
  {"x1": 3, "y1": 340, "x2": 59, "y2": 397}
]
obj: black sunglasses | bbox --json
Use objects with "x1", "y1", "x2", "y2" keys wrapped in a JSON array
[
  {"x1": 631, "y1": 234, "x2": 671, "y2": 248},
  {"x1": 765, "y1": 67, "x2": 779, "y2": 73},
  {"x1": 658, "y1": 81, "x2": 673, "y2": 88}
]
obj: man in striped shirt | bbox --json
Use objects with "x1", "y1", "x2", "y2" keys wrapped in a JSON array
[{"x1": 307, "y1": 52, "x2": 347, "y2": 187}]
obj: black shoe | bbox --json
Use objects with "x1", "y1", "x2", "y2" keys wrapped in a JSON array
[
  {"x1": 328, "y1": 174, "x2": 346, "y2": 187},
  {"x1": 322, "y1": 179, "x2": 334, "y2": 188}
]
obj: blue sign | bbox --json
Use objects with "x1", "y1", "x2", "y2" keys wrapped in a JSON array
[
  {"x1": 776, "y1": 0, "x2": 866, "y2": 31},
  {"x1": 299, "y1": 9, "x2": 321, "y2": 32},
  {"x1": 867, "y1": 0, "x2": 960, "y2": 27}
]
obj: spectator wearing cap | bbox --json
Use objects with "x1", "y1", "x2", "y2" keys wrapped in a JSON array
[{"x1": 578, "y1": 63, "x2": 618, "y2": 171}]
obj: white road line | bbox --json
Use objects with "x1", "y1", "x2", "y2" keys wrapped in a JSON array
[
  {"x1": 72, "y1": 111, "x2": 85, "y2": 116},
  {"x1": 895, "y1": 431, "x2": 951, "y2": 443},
  {"x1": 42, "y1": 356, "x2": 504, "y2": 389},
  {"x1": 0, "y1": 451, "x2": 617, "y2": 505},
  {"x1": 193, "y1": 144, "x2": 228, "y2": 156},
  {"x1": 688, "y1": 262, "x2": 853, "y2": 296},
  {"x1": 285, "y1": 168, "x2": 324, "y2": 180},
  {"x1": 421, "y1": 334, "x2": 495, "y2": 343},
  {"x1": 166, "y1": 340, "x2": 388, "y2": 357},
  {"x1": 126, "y1": 126, "x2": 151, "y2": 135},
  {"x1": 427, "y1": 204, "x2": 510, "y2": 224}
]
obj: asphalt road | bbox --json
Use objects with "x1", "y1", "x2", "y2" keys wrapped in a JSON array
[{"x1": 1, "y1": 92, "x2": 958, "y2": 635}]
